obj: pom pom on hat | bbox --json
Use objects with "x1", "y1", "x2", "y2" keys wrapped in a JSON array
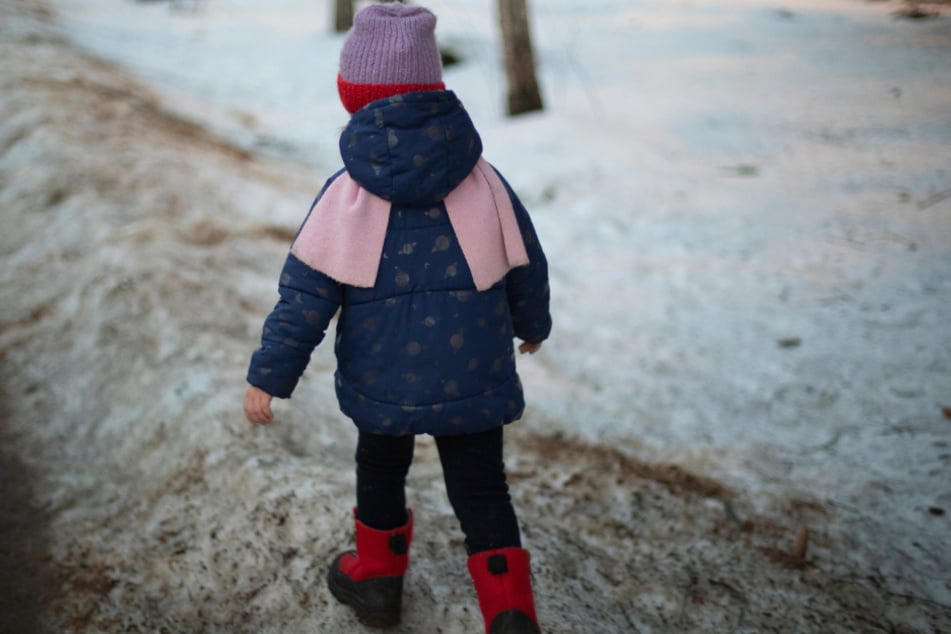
[{"x1": 338, "y1": 3, "x2": 445, "y2": 113}]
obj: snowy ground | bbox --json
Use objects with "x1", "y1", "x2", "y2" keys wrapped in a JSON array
[{"x1": 2, "y1": 0, "x2": 950, "y2": 632}]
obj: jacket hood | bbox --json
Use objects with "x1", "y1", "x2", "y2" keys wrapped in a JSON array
[{"x1": 339, "y1": 90, "x2": 483, "y2": 207}]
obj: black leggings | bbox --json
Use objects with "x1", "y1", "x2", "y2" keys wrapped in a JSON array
[{"x1": 355, "y1": 426, "x2": 521, "y2": 555}]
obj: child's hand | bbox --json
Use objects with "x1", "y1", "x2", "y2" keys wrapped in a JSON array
[
  {"x1": 244, "y1": 385, "x2": 274, "y2": 425},
  {"x1": 518, "y1": 341, "x2": 543, "y2": 355}
]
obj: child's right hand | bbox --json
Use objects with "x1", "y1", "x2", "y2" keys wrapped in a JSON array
[{"x1": 244, "y1": 385, "x2": 274, "y2": 425}]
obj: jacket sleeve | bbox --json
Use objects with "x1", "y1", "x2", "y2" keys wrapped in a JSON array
[
  {"x1": 501, "y1": 179, "x2": 552, "y2": 344},
  {"x1": 247, "y1": 252, "x2": 343, "y2": 398}
]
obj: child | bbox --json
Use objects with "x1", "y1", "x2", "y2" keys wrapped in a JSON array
[{"x1": 243, "y1": 4, "x2": 551, "y2": 633}]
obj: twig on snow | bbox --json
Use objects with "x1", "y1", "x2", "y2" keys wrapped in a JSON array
[{"x1": 917, "y1": 187, "x2": 951, "y2": 210}]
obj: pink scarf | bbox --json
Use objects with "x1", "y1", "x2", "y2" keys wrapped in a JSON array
[{"x1": 291, "y1": 157, "x2": 529, "y2": 291}]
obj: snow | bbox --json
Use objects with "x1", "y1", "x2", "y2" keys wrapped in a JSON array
[{"x1": 2, "y1": 0, "x2": 950, "y2": 632}]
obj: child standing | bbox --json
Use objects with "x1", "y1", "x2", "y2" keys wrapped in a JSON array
[{"x1": 243, "y1": 4, "x2": 551, "y2": 633}]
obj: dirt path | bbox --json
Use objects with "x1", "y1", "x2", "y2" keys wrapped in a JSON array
[{"x1": 1, "y1": 2, "x2": 950, "y2": 632}]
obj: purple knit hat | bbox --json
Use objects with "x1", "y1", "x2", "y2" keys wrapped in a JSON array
[{"x1": 338, "y1": 3, "x2": 445, "y2": 113}]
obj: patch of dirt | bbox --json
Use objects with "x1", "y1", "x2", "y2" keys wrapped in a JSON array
[
  {"x1": 894, "y1": 0, "x2": 951, "y2": 19},
  {"x1": 525, "y1": 431, "x2": 730, "y2": 499},
  {"x1": 510, "y1": 430, "x2": 951, "y2": 632}
]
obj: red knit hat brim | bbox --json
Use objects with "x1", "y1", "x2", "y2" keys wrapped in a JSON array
[{"x1": 337, "y1": 74, "x2": 446, "y2": 114}]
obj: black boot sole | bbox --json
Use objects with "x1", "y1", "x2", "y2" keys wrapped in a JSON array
[
  {"x1": 490, "y1": 609, "x2": 542, "y2": 634},
  {"x1": 327, "y1": 553, "x2": 404, "y2": 628}
]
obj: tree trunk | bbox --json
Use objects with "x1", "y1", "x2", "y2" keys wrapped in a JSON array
[
  {"x1": 334, "y1": 0, "x2": 354, "y2": 33},
  {"x1": 497, "y1": 0, "x2": 543, "y2": 116}
]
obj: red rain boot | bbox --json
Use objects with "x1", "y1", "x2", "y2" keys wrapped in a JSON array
[
  {"x1": 327, "y1": 509, "x2": 413, "y2": 628},
  {"x1": 468, "y1": 547, "x2": 541, "y2": 634}
]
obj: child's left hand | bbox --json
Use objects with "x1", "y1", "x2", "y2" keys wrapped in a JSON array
[
  {"x1": 244, "y1": 385, "x2": 274, "y2": 425},
  {"x1": 518, "y1": 341, "x2": 543, "y2": 355}
]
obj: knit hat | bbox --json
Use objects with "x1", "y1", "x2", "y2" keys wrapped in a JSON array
[{"x1": 338, "y1": 3, "x2": 445, "y2": 114}]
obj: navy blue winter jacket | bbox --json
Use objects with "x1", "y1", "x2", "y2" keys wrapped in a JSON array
[{"x1": 247, "y1": 90, "x2": 551, "y2": 436}]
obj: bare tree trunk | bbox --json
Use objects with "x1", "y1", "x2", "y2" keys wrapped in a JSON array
[
  {"x1": 334, "y1": 0, "x2": 354, "y2": 33},
  {"x1": 497, "y1": 0, "x2": 543, "y2": 116}
]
